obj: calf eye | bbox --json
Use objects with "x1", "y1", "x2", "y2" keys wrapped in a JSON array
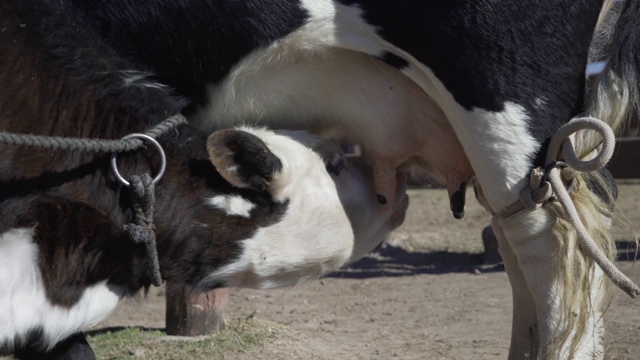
[{"x1": 326, "y1": 153, "x2": 346, "y2": 176}]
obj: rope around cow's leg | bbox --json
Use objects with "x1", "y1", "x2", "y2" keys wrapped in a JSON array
[{"x1": 497, "y1": 116, "x2": 640, "y2": 298}]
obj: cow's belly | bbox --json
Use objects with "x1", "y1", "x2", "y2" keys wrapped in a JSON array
[{"x1": 0, "y1": 228, "x2": 122, "y2": 351}]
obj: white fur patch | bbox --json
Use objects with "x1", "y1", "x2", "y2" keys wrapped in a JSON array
[
  {"x1": 206, "y1": 195, "x2": 256, "y2": 218},
  {"x1": 0, "y1": 228, "x2": 122, "y2": 351},
  {"x1": 368, "y1": 57, "x2": 540, "y2": 211},
  {"x1": 451, "y1": 102, "x2": 539, "y2": 210},
  {"x1": 203, "y1": 128, "x2": 355, "y2": 289}
]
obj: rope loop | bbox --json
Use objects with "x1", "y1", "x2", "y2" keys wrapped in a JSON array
[
  {"x1": 498, "y1": 116, "x2": 640, "y2": 298},
  {"x1": 110, "y1": 133, "x2": 167, "y2": 187},
  {"x1": 546, "y1": 116, "x2": 616, "y2": 173}
]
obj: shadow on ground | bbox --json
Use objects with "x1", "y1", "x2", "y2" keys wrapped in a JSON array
[
  {"x1": 85, "y1": 326, "x2": 163, "y2": 337},
  {"x1": 332, "y1": 239, "x2": 638, "y2": 279},
  {"x1": 330, "y1": 244, "x2": 503, "y2": 279}
]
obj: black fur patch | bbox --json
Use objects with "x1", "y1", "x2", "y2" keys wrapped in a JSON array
[
  {"x1": 62, "y1": 0, "x2": 603, "y2": 167},
  {"x1": 13, "y1": 332, "x2": 95, "y2": 360},
  {"x1": 207, "y1": 130, "x2": 283, "y2": 192},
  {"x1": 339, "y1": 0, "x2": 603, "y2": 163},
  {"x1": 66, "y1": 0, "x2": 309, "y2": 107}
]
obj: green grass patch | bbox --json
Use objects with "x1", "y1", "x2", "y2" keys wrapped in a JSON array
[{"x1": 88, "y1": 316, "x2": 282, "y2": 359}]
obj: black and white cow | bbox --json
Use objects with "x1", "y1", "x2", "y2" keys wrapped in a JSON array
[
  {"x1": 0, "y1": 1, "x2": 408, "y2": 358},
  {"x1": 6, "y1": 0, "x2": 640, "y2": 358}
]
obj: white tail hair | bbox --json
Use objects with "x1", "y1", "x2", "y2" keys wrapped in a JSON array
[
  {"x1": 586, "y1": 0, "x2": 640, "y2": 144},
  {"x1": 550, "y1": 0, "x2": 640, "y2": 357}
]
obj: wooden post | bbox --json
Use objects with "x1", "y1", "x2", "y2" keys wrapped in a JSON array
[{"x1": 165, "y1": 285, "x2": 228, "y2": 336}]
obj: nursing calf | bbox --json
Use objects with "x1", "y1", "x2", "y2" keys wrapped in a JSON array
[
  {"x1": 0, "y1": 2, "x2": 406, "y2": 357},
  {"x1": 62, "y1": 0, "x2": 640, "y2": 358}
]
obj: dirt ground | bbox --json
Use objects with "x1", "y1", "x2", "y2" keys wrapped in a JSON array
[{"x1": 98, "y1": 182, "x2": 640, "y2": 360}]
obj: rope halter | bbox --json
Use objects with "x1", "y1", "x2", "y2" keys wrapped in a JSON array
[{"x1": 0, "y1": 114, "x2": 188, "y2": 287}]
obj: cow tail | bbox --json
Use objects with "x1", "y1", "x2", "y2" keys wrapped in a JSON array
[
  {"x1": 586, "y1": 0, "x2": 640, "y2": 142},
  {"x1": 549, "y1": 1, "x2": 640, "y2": 357}
]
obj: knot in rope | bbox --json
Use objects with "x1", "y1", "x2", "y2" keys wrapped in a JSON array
[
  {"x1": 499, "y1": 116, "x2": 640, "y2": 298},
  {"x1": 123, "y1": 174, "x2": 163, "y2": 287},
  {"x1": 518, "y1": 167, "x2": 553, "y2": 211}
]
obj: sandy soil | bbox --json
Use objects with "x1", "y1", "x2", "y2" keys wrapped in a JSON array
[{"x1": 99, "y1": 182, "x2": 640, "y2": 360}]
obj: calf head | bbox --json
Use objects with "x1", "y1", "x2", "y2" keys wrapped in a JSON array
[
  {"x1": 186, "y1": 127, "x2": 408, "y2": 289},
  {"x1": 272, "y1": 130, "x2": 410, "y2": 263}
]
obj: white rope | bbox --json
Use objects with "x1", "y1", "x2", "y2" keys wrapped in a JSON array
[{"x1": 498, "y1": 116, "x2": 640, "y2": 298}]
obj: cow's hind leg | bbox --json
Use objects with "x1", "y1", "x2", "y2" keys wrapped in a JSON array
[
  {"x1": 485, "y1": 171, "x2": 611, "y2": 359},
  {"x1": 452, "y1": 107, "x2": 611, "y2": 359},
  {"x1": 489, "y1": 217, "x2": 540, "y2": 358}
]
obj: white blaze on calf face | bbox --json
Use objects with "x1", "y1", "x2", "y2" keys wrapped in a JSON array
[
  {"x1": 0, "y1": 228, "x2": 122, "y2": 351},
  {"x1": 206, "y1": 194, "x2": 256, "y2": 218}
]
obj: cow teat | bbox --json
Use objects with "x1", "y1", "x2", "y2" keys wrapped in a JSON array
[{"x1": 447, "y1": 179, "x2": 468, "y2": 220}]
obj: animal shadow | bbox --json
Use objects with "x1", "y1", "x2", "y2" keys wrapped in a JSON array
[
  {"x1": 331, "y1": 239, "x2": 638, "y2": 279},
  {"x1": 329, "y1": 244, "x2": 503, "y2": 279}
]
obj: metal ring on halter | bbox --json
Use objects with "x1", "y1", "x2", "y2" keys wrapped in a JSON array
[{"x1": 110, "y1": 133, "x2": 167, "y2": 187}]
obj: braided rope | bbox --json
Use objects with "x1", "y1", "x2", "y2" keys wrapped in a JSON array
[
  {"x1": 124, "y1": 174, "x2": 163, "y2": 286},
  {"x1": 0, "y1": 114, "x2": 187, "y2": 152},
  {"x1": 0, "y1": 114, "x2": 187, "y2": 287}
]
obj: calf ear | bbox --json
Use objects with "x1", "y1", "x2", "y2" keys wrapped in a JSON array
[{"x1": 206, "y1": 129, "x2": 283, "y2": 191}]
